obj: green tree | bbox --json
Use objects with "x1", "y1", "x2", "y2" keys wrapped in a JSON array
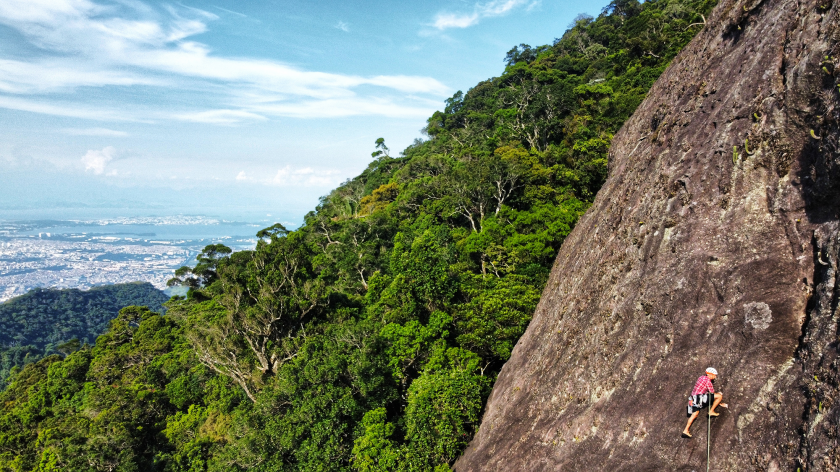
[
  {"x1": 371, "y1": 138, "x2": 390, "y2": 159},
  {"x1": 167, "y1": 244, "x2": 233, "y2": 294},
  {"x1": 404, "y1": 346, "x2": 490, "y2": 467}
]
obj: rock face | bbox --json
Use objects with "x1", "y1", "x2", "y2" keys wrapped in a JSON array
[{"x1": 455, "y1": 0, "x2": 840, "y2": 469}]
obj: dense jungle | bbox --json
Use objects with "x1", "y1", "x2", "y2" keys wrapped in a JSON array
[{"x1": 0, "y1": 283, "x2": 169, "y2": 391}]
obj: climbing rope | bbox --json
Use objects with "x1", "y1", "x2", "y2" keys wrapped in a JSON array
[{"x1": 706, "y1": 407, "x2": 711, "y2": 472}]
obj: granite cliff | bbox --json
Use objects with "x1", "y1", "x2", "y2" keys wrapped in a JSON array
[{"x1": 455, "y1": 0, "x2": 840, "y2": 469}]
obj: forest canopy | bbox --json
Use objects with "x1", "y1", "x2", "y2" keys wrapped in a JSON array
[
  {"x1": 0, "y1": 282, "x2": 169, "y2": 390},
  {"x1": 0, "y1": 0, "x2": 717, "y2": 469}
]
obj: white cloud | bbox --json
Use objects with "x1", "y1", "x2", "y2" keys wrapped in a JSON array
[
  {"x1": 80, "y1": 146, "x2": 116, "y2": 174},
  {"x1": 213, "y1": 6, "x2": 247, "y2": 18},
  {"x1": 431, "y1": 0, "x2": 530, "y2": 30},
  {"x1": 229, "y1": 166, "x2": 345, "y2": 187},
  {"x1": 335, "y1": 20, "x2": 349, "y2": 32},
  {"x1": 271, "y1": 166, "x2": 342, "y2": 187},
  {"x1": 174, "y1": 109, "x2": 267, "y2": 124},
  {"x1": 63, "y1": 127, "x2": 128, "y2": 136},
  {"x1": 0, "y1": 95, "x2": 143, "y2": 121},
  {"x1": 0, "y1": 59, "x2": 161, "y2": 94},
  {"x1": 248, "y1": 97, "x2": 436, "y2": 119},
  {"x1": 432, "y1": 13, "x2": 479, "y2": 29},
  {"x1": 481, "y1": 0, "x2": 529, "y2": 16},
  {"x1": 526, "y1": 1, "x2": 542, "y2": 12},
  {"x1": 0, "y1": 0, "x2": 449, "y2": 122}
]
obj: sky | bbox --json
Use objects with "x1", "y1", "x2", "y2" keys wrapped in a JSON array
[{"x1": 0, "y1": 0, "x2": 611, "y2": 224}]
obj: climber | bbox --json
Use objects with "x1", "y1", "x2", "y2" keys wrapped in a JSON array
[{"x1": 681, "y1": 367, "x2": 727, "y2": 438}]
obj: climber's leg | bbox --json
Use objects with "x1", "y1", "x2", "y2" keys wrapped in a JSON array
[
  {"x1": 709, "y1": 392, "x2": 723, "y2": 415},
  {"x1": 683, "y1": 410, "x2": 699, "y2": 436}
]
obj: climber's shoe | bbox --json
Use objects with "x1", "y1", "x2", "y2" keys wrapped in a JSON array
[{"x1": 682, "y1": 431, "x2": 692, "y2": 438}]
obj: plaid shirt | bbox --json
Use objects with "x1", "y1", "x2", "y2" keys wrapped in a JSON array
[{"x1": 691, "y1": 374, "x2": 715, "y2": 395}]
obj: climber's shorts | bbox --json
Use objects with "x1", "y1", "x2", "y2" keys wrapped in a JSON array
[{"x1": 686, "y1": 393, "x2": 711, "y2": 416}]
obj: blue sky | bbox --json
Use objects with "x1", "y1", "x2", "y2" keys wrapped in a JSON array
[{"x1": 0, "y1": 0, "x2": 610, "y2": 224}]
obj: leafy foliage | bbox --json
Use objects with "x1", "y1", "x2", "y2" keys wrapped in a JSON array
[
  {"x1": 0, "y1": 306, "x2": 247, "y2": 471},
  {"x1": 0, "y1": 282, "x2": 169, "y2": 390},
  {"x1": 0, "y1": 0, "x2": 717, "y2": 469}
]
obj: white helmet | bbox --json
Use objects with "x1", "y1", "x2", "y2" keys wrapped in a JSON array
[{"x1": 706, "y1": 367, "x2": 718, "y2": 375}]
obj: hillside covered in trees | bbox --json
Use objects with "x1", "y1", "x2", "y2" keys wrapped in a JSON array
[
  {"x1": 0, "y1": 0, "x2": 717, "y2": 469},
  {"x1": 0, "y1": 282, "x2": 169, "y2": 390}
]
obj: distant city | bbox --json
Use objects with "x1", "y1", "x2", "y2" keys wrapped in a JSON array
[{"x1": 0, "y1": 216, "x2": 262, "y2": 302}]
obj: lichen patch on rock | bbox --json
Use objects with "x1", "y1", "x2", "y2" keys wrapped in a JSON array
[{"x1": 744, "y1": 301, "x2": 773, "y2": 330}]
